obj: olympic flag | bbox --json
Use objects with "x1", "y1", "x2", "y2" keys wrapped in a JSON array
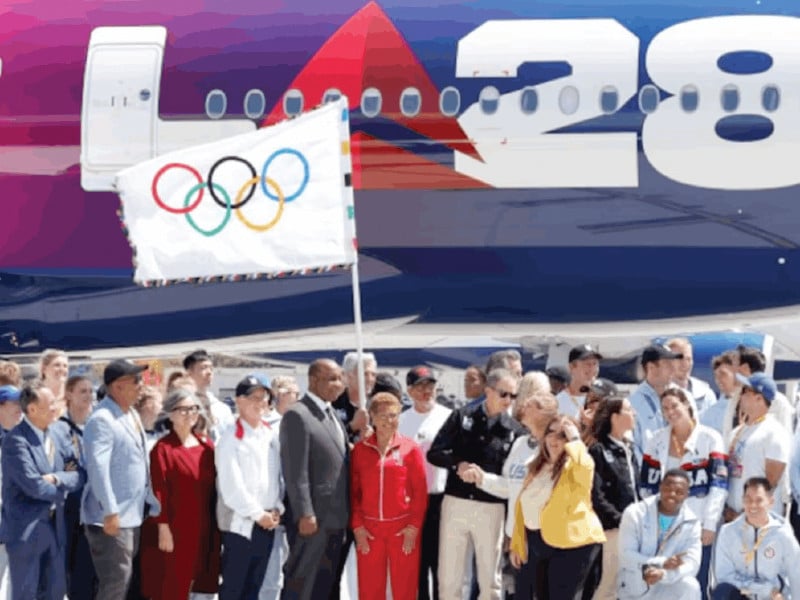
[{"x1": 115, "y1": 98, "x2": 357, "y2": 284}]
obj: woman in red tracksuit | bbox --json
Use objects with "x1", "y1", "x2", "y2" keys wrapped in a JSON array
[{"x1": 351, "y1": 392, "x2": 429, "y2": 600}]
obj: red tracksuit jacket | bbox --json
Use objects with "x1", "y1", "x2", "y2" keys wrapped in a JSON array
[{"x1": 350, "y1": 432, "x2": 428, "y2": 530}]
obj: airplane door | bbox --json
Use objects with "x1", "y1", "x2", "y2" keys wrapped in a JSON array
[{"x1": 81, "y1": 27, "x2": 165, "y2": 191}]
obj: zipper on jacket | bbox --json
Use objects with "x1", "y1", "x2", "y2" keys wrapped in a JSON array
[
  {"x1": 753, "y1": 527, "x2": 759, "y2": 581},
  {"x1": 379, "y1": 449, "x2": 386, "y2": 520}
]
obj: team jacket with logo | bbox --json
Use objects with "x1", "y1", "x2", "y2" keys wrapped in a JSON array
[
  {"x1": 427, "y1": 402, "x2": 525, "y2": 504},
  {"x1": 640, "y1": 424, "x2": 728, "y2": 532},
  {"x1": 714, "y1": 513, "x2": 800, "y2": 598},
  {"x1": 350, "y1": 432, "x2": 428, "y2": 530}
]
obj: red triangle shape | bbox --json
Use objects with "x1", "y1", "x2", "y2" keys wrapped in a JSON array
[
  {"x1": 263, "y1": 1, "x2": 479, "y2": 160},
  {"x1": 350, "y1": 131, "x2": 489, "y2": 190}
]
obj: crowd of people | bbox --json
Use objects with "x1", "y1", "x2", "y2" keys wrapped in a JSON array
[{"x1": 1, "y1": 340, "x2": 800, "y2": 599}]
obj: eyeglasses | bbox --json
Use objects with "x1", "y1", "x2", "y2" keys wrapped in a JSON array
[
  {"x1": 373, "y1": 412, "x2": 400, "y2": 422},
  {"x1": 492, "y1": 388, "x2": 518, "y2": 400},
  {"x1": 171, "y1": 405, "x2": 200, "y2": 416}
]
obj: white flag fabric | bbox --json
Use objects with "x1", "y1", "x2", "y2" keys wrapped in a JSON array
[{"x1": 115, "y1": 98, "x2": 357, "y2": 284}]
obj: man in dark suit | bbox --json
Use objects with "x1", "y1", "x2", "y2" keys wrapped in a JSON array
[
  {"x1": 0, "y1": 383, "x2": 85, "y2": 600},
  {"x1": 280, "y1": 359, "x2": 349, "y2": 600}
]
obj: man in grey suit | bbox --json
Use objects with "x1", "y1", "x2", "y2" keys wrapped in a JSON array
[
  {"x1": 82, "y1": 360, "x2": 158, "y2": 600},
  {"x1": 280, "y1": 359, "x2": 349, "y2": 600}
]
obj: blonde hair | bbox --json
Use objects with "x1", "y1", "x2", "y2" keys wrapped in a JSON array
[
  {"x1": 271, "y1": 375, "x2": 298, "y2": 395},
  {"x1": 368, "y1": 392, "x2": 401, "y2": 416},
  {"x1": 39, "y1": 349, "x2": 67, "y2": 380},
  {"x1": 0, "y1": 361, "x2": 22, "y2": 387}
]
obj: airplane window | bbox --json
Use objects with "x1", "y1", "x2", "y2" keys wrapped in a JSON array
[
  {"x1": 600, "y1": 85, "x2": 619, "y2": 114},
  {"x1": 638, "y1": 85, "x2": 660, "y2": 114},
  {"x1": 205, "y1": 89, "x2": 227, "y2": 120},
  {"x1": 762, "y1": 85, "x2": 780, "y2": 112},
  {"x1": 323, "y1": 88, "x2": 342, "y2": 104},
  {"x1": 439, "y1": 86, "x2": 460, "y2": 116},
  {"x1": 680, "y1": 85, "x2": 699, "y2": 112},
  {"x1": 558, "y1": 85, "x2": 579, "y2": 115},
  {"x1": 283, "y1": 89, "x2": 304, "y2": 117},
  {"x1": 520, "y1": 87, "x2": 538, "y2": 115},
  {"x1": 361, "y1": 87, "x2": 382, "y2": 117},
  {"x1": 721, "y1": 84, "x2": 739, "y2": 113},
  {"x1": 244, "y1": 89, "x2": 266, "y2": 119},
  {"x1": 400, "y1": 87, "x2": 421, "y2": 117},
  {"x1": 479, "y1": 86, "x2": 500, "y2": 115}
]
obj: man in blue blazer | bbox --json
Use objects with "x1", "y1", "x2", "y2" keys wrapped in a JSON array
[
  {"x1": 0, "y1": 382, "x2": 85, "y2": 600},
  {"x1": 82, "y1": 359, "x2": 159, "y2": 600}
]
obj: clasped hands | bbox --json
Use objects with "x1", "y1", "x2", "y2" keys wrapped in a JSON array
[
  {"x1": 457, "y1": 461, "x2": 484, "y2": 485},
  {"x1": 354, "y1": 524, "x2": 418, "y2": 555}
]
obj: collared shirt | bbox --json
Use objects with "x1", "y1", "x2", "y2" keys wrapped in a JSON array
[
  {"x1": 215, "y1": 418, "x2": 284, "y2": 540},
  {"x1": 309, "y1": 391, "x2": 346, "y2": 449},
  {"x1": 23, "y1": 415, "x2": 53, "y2": 465}
]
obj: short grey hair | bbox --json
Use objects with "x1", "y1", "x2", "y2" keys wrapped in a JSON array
[
  {"x1": 161, "y1": 388, "x2": 198, "y2": 414},
  {"x1": 485, "y1": 350, "x2": 521, "y2": 373},
  {"x1": 486, "y1": 368, "x2": 517, "y2": 390},
  {"x1": 342, "y1": 351, "x2": 377, "y2": 374}
]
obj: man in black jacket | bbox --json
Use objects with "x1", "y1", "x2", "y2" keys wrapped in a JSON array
[{"x1": 428, "y1": 368, "x2": 525, "y2": 600}]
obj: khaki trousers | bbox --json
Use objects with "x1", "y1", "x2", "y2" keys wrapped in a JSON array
[
  {"x1": 437, "y1": 495, "x2": 504, "y2": 600},
  {"x1": 593, "y1": 528, "x2": 619, "y2": 600}
]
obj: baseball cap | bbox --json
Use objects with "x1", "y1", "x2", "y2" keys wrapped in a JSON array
[
  {"x1": 569, "y1": 344, "x2": 603, "y2": 363},
  {"x1": 372, "y1": 372, "x2": 403, "y2": 398},
  {"x1": 588, "y1": 378, "x2": 618, "y2": 398},
  {"x1": 545, "y1": 366, "x2": 571, "y2": 384},
  {"x1": 406, "y1": 365, "x2": 437, "y2": 387},
  {"x1": 641, "y1": 344, "x2": 683, "y2": 366},
  {"x1": 235, "y1": 374, "x2": 272, "y2": 398},
  {"x1": 104, "y1": 360, "x2": 148, "y2": 386},
  {"x1": 0, "y1": 385, "x2": 20, "y2": 404},
  {"x1": 736, "y1": 372, "x2": 776, "y2": 404}
]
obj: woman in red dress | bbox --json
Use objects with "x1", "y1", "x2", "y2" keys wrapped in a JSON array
[{"x1": 141, "y1": 388, "x2": 221, "y2": 599}]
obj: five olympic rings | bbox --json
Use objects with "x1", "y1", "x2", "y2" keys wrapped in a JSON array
[{"x1": 150, "y1": 148, "x2": 310, "y2": 237}]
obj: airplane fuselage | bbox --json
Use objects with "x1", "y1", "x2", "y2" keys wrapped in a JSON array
[{"x1": 1, "y1": 0, "x2": 798, "y2": 352}]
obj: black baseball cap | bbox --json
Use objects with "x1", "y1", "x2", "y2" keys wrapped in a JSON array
[
  {"x1": 641, "y1": 344, "x2": 683, "y2": 366},
  {"x1": 569, "y1": 344, "x2": 603, "y2": 363},
  {"x1": 406, "y1": 365, "x2": 437, "y2": 387},
  {"x1": 589, "y1": 378, "x2": 618, "y2": 398},
  {"x1": 372, "y1": 372, "x2": 403, "y2": 398},
  {"x1": 545, "y1": 366, "x2": 571, "y2": 384},
  {"x1": 104, "y1": 360, "x2": 148, "y2": 386}
]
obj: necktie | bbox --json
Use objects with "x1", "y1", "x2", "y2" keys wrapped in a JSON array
[
  {"x1": 43, "y1": 430, "x2": 55, "y2": 467},
  {"x1": 325, "y1": 406, "x2": 345, "y2": 450}
]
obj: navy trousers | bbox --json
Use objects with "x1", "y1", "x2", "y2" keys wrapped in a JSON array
[{"x1": 221, "y1": 525, "x2": 276, "y2": 600}]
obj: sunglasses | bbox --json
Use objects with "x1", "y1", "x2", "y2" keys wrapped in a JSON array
[{"x1": 492, "y1": 388, "x2": 518, "y2": 400}]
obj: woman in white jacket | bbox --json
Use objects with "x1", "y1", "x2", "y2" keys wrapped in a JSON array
[{"x1": 641, "y1": 387, "x2": 728, "y2": 599}]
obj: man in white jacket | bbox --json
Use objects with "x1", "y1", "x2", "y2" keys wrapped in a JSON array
[
  {"x1": 712, "y1": 477, "x2": 800, "y2": 599},
  {"x1": 618, "y1": 469, "x2": 702, "y2": 599},
  {"x1": 216, "y1": 375, "x2": 284, "y2": 600}
]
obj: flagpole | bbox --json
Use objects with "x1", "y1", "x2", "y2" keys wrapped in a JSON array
[{"x1": 350, "y1": 253, "x2": 368, "y2": 410}]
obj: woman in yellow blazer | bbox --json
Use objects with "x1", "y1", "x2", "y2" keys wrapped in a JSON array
[{"x1": 510, "y1": 415, "x2": 606, "y2": 599}]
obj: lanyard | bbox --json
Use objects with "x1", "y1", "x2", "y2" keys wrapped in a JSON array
[
  {"x1": 742, "y1": 522, "x2": 770, "y2": 566},
  {"x1": 728, "y1": 415, "x2": 766, "y2": 457}
]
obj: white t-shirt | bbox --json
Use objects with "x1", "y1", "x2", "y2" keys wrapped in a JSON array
[
  {"x1": 555, "y1": 389, "x2": 584, "y2": 419},
  {"x1": 398, "y1": 403, "x2": 451, "y2": 494},
  {"x1": 727, "y1": 414, "x2": 791, "y2": 512}
]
